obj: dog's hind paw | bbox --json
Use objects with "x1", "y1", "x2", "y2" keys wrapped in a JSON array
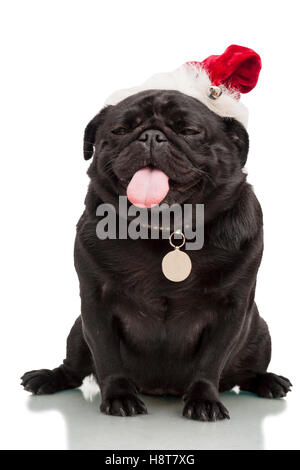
[
  {"x1": 21, "y1": 369, "x2": 59, "y2": 394},
  {"x1": 21, "y1": 367, "x2": 77, "y2": 394},
  {"x1": 250, "y1": 372, "x2": 292, "y2": 399}
]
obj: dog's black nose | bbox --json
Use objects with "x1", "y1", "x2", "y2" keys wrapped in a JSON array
[{"x1": 138, "y1": 130, "x2": 167, "y2": 146}]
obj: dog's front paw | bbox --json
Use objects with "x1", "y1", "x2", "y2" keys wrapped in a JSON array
[
  {"x1": 183, "y1": 398, "x2": 229, "y2": 421},
  {"x1": 183, "y1": 379, "x2": 230, "y2": 421},
  {"x1": 100, "y1": 376, "x2": 147, "y2": 417},
  {"x1": 100, "y1": 394, "x2": 147, "y2": 417}
]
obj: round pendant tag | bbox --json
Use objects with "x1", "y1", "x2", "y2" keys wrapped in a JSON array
[{"x1": 162, "y1": 248, "x2": 192, "y2": 282}]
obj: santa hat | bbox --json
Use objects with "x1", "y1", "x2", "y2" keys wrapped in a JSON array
[{"x1": 105, "y1": 45, "x2": 262, "y2": 128}]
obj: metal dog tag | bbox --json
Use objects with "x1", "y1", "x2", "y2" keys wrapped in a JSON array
[{"x1": 162, "y1": 231, "x2": 192, "y2": 282}]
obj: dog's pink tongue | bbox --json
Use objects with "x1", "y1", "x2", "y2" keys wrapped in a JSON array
[{"x1": 127, "y1": 168, "x2": 169, "y2": 208}]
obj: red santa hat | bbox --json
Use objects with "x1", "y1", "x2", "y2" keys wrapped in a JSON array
[{"x1": 105, "y1": 45, "x2": 262, "y2": 128}]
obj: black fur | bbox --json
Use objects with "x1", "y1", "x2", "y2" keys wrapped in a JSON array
[{"x1": 21, "y1": 90, "x2": 292, "y2": 421}]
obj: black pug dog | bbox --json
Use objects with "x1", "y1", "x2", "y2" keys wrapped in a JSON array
[{"x1": 21, "y1": 89, "x2": 292, "y2": 421}]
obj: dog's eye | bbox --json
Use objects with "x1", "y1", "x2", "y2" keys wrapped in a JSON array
[
  {"x1": 111, "y1": 127, "x2": 129, "y2": 135},
  {"x1": 179, "y1": 127, "x2": 200, "y2": 135}
]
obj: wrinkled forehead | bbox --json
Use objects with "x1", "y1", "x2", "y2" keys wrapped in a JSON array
[{"x1": 109, "y1": 90, "x2": 213, "y2": 124}]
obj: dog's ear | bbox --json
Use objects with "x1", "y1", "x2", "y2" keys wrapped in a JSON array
[
  {"x1": 223, "y1": 118, "x2": 249, "y2": 167},
  {"x1": 83, "y1": 106, "x2": 112, "y2": 160}
]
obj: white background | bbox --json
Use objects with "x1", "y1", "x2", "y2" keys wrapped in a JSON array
[{"x1": 1, "y1": 0, "x2": 299, "y2": 450}]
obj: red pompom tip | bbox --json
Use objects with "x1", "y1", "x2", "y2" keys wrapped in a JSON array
[{"x1": 188, "y1": 44, "x2": 262, "y2": 94}]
